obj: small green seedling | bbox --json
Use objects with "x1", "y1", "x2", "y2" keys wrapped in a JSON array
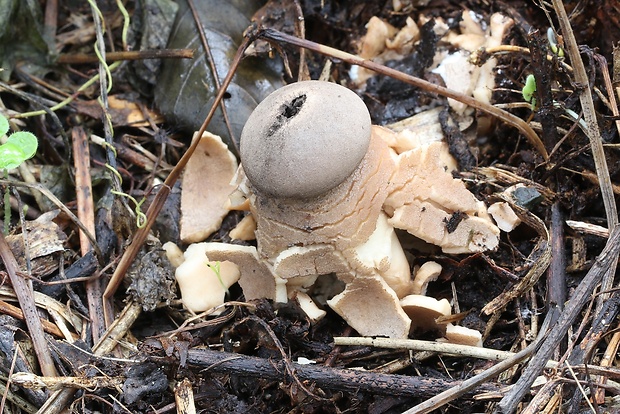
[
  {"x1": 521, "y1": 74, "x2": 587, "y2": 131},
  {"x1": 522, "y1": 74, "x2": 537, "y2": 110},
  {"x1": 206, "y1": 261, "x2": 229, "y2": 295},
  {"x1": 547, "y1": 28, "x2": 565, "y2": 58},
  {"x1": 0, "y1": 114, "x2": 39, "y2": 234},
  {"x1": 0, "y1": 115, "x2": 38, "y2": 170}
]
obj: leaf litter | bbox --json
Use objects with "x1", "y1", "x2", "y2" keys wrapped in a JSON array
[{"x1": 1, "y1": 0, "x2": 620, "y2": 413}]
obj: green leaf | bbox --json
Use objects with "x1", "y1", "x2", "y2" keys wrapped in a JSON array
[
  {"x1": 8, "y1": 131, "x2": 38, "y2": 158},
  {"x1": 0, "y1": 131, "x2": 38, "y2": 170},
  {"x1": 0, "y1": 143, "x2": 27, "y2": 169},
  {"x1": 0, "y1": 114, "x2": 8, "y2": 136}
]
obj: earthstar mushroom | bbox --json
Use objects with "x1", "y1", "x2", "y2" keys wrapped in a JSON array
[
  {"x1": 173, "y1": 80, "x2": 499, "y2": 339},
  {"x1": 238, "y1": 80, "x2": 415, "y2": 337},
  {"x1": 230, "y1": 80, "x2": 501, "y2": 339}
]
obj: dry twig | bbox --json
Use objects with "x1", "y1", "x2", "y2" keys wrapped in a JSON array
[{"x1": 180, "y1": 348, "x2": 501, "y2": 399}]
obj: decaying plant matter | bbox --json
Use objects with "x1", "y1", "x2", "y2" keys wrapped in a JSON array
[{"x1": 2, "y1": 1, "x2": 620, "y2": 413}]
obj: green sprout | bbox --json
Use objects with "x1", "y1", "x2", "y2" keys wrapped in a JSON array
[
  {"x1": 522, "y1": 74, "x2": 537, "y2": 110},
  {"x1": 0, "y1": 114, "x2": 39, "y2": 234},
  {"x1": 521, "y1": 74, "x2": 587, "y2": 131},
  {"x1": 547, "y1": 28, "x2": 565, "y2": 58},
  {"x1": 206, "y1": 261, "x2": 229, "y2": 295},
  {"x1": 0, "y1": 115, "x2": 38, "y2": 170}
]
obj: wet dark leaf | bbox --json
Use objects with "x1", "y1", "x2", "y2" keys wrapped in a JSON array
[
  {"x1": 0, "y1": 0, "x2": 53, "y2": 80},
  {"x1": 154, "y1": 0, "x2": 283, "y2": 147},
  {"x1": 122, "y1": 362, "x2": 169, "y2": 407},
  {"x1": 130, "y1": 0, "x2": 179, "y2": 89}
]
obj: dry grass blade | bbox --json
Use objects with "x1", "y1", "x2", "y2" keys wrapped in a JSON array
[{"x1": 72, "y1": 126, "x2": 105, "y2": 344}]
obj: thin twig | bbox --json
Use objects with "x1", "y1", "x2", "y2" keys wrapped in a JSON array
[
  {"x1": 547, "y1": 202, "x2": 567, "y2": 315},
  {"x1": 103, "y1": 33, "x2": 257, "y2": 300},
  {"x1": 334, "y1": 336, "x2": 558, "y2": 368},
  {"x1": 255, "y1": 27, "x2": 548, "y2": 160},
  {"x1": 400, "y1": 328, "x2": 547, "y2": 414},
  {"x1": 246, "y1": 315, "x2": 319, "y2": 399},
  {"x1": 181, "y1": 348, "x2": 501, "y2": 399},
  {"x1": 0, "y1": 299, "x2": 66, "y2": 337},
  {"x1": 57, "y1": 49, "x2": 194, "y2": 64},
  {"x1": 481, "y1": 197, "x2": 551, "y2": 315}
]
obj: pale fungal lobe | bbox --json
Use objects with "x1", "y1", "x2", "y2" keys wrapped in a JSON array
[
  {"x1": 384, "y1": 139, "x2": 500, "y2": 254},
  {"x1": 171, "y1": 242, "x2": 240, "y2": 313}
]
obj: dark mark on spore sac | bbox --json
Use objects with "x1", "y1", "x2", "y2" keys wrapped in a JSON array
[{"x1": 267, "y1": 94, "x2": 307, "y2": 136}]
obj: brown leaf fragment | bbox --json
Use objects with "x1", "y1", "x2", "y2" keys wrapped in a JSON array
[
  {"x1": 74, "y1": 96, "x2": 164, "y2": 127},
  {"x1": 6, "y1": 211, "x2": 66, "y2": 277}
]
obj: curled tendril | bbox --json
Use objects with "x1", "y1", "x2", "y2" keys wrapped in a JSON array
[{"x1": 104, "y1": 163, "x2": 148, "y2": 228}]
